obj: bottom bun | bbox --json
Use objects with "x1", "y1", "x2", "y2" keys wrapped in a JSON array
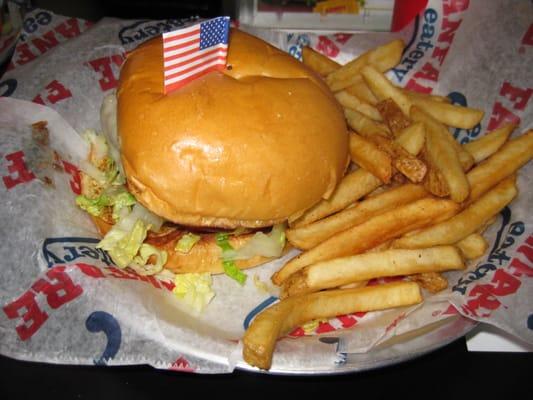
[{"x1": 90, "y1": 216, "x2": 282, "y2": 274}]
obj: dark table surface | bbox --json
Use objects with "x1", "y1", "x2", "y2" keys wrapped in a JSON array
[{"x1": 1, "y1": 336, "x2": 531, "y2": 399}]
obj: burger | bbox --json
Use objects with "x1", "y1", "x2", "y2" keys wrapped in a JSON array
[{"x1": 76, "y1": 28, "x2": 349, "y2": 282}]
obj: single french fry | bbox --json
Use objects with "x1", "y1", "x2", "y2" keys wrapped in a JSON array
[
  {"x1": 361, "y1": 65, "x2": 413, "y2": 116},
  {"x1": 273, "y1": 198, "x2": 460, "y2": 285},
  {"x1": 302, "y1": 46, "x2": 341, "y2": 76},
  {"x1": 281, "y1": 246, "x2": 464, "y2": 298},
  {"x1": 345, "y1": 79, "x2": 378, "y2": 105},
  {"x1": 456, "y1": 233, "x2": 489, "y2": 260},
  {"x1": 243, "y1": 281, "x2": 422, "y2": 370},
  {"x1": 467, "y1": 129, "x2": 533, "y2": 202},
  {"x1": 423, "y1": 164, "x2": 450, "y2": 198},
  {"x1": 336, "y1": 90, "x2": 383, "y2": 121},
  {"x1": 409, "y1": 95, "x2": 484, "y2": 129},
  {"x1": 326, "y1": 39, "x2": 404, "y2": 91},
  {"x1": 376, "y1": 98, "x2": 412, "y2": 135},
  {"x1": 403, "y1": 89, "x2": 451, "y2": 104},
  {"x1": 291, "y1": 169, "x2": 382, "y2": 228},
  {"x1": 463, "y1": 123, "x2": 516, "y2": 163},
  {"x1": 392, "y1": 176, "x2": 517, "y2": 249},
  {"x1": 344, "y1": 108, "x2": 391, "y2": 138},
  {"x1": 349, "y1": 132, "x2": 392, "y2": 183},
  {"x1": 411, "y1": 107, "x2": 470, "y2": 202},
  {"x1": 408, "y1": 272, "x2": 448, "y2": 293},
  {"x1": 286, "y1": 184, "x2": 428, "y2": 250},
  {"x1": 411, "y1": 106, "x2": 474, "y2": 170},
  {"x1": 395, "y1": 122, "x2": 425, "y2": 156}
]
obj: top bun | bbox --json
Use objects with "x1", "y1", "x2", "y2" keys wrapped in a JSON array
[{"x1": 117, "y1": 29, "x2": 348, "y2": 229}]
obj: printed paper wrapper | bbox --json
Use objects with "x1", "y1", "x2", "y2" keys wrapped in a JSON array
[{"x1": 0, "y1": 1, "x2": 531, "y2": 373}]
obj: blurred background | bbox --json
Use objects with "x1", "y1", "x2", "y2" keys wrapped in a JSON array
[{"x1": 31, "y1": 0, "x2": 237, "y2": 20}]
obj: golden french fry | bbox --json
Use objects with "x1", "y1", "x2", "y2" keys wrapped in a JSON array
[
  {"x1": 409, "y1": 95, "x2": 484, "y2": 129},
  {"x1": 273, "y1": 198, "x2": 460, "y2": 285},
  {"x1": 411, "y1": 106, "x2": 474, "y2": 170},
  {"x1": 463, "y1": 123, "x2": 516, "y2": 163},
  {"x1": 326, "y1": 39, "x2": 404, "y2": 92},
  {"x1": 291, "y1": 169, "x2": 382, "y2": 228},
  {"x1": 466, "y1": 129, "x2": 533, "y2": 201},
  {"x1": 411, "y1": 107, "x2": 470, "y2": 202},
  {"x1": 376, "y1": 98, "x2": 412, "y2": 135},
  {"x1": 344, "y1": 108, "x2": 391, "y2": 138},
  {"x1": 361, "y1": 65, "x2": 413, "y2": 116},
  {"x1": 286, "y1": 184, "x2": 428, "y2": 250},
  {"x1": 408, "y1": 272, "x2": 448, "y2": 293},
  {"x1": 336, "y1": 91, "x2": 383, "y2": 121},
  {"x1": 349, "y1": 132, "x2": 392, "y2": 183},
  {"x1": 403, "y1": 89, "x2": 451, "y2": 104},
  {"x1": 345, "y1": 79, "x2": 378, "y2": 105},
  {"x1": 243, "y1": 281, "x2": 422, "y2": 370},
  {"x1": 423, "y1": 164, "x2": 450, "y2": 197},
  {"x1": 395, "y1": 122, "x2": 425, "y2": 156},
  {"x1": 281, "y1": 246, "x2": 464, "y2": 298},
  {"x1": 456, "y1": 233, "x2": 489, "y2": 260},
  {"x1": 393, "y1": 176, "x2": 517, "y2": 249},
  {"x1": 302, "y1": 46, "x2": 341, "y2": 76}
]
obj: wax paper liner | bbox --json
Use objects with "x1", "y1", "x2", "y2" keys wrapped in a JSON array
[{"x1": 0, "y1": 1, "x2": 532, "y2": 374}]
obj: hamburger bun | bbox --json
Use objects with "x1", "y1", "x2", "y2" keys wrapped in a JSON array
[{"x1": 117, "y1": 29, "x2": 349, "y2": 229}]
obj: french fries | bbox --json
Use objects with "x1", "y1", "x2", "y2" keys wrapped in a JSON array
[
  {"x1": 369, "y1": 134, "x2": 427, "y2": 183},
  {"x1": 408, "y1": 272, "x2": 449, "y2": 294},
  {"x1": 281, "y1": 246, "x2": 464, "y2": 298},
  {"x1": 335, "y1": 90, "x2": 383, "y2": 121},
  {"x1": 326, "y1": 39, "x2": 404, "y2": 91},
  {"x1": 345, "y1": 79, "x2": 378, "y2": 105},
  {"x1": 456, "y1": 233, "x2": 489, "y2": 260},
  {"x1": 395, "y1": 122, "x2": 425, "y2": 155},
  {"x1": 411, "y1": 107, "x2": 470, "y2": 202},
  {"x1": 302, "y1": 46, "x2": 341, "y2": 76},
  {"x1": 349, "y1": 132, "x2": 392, "y2": 183},
  {"x1": 291, "y1": 169, "x2": 382, "y2": 227},
  {"x1": 393, "y1": 176, "x2": 517, "y2": 249},
  {"x1": 403, "y1": 88, "x2": 451, "y2": 104},
  {"x1": 463, "y1": 123, "x2": 516, "y2": 163},
  {"x1": 361, "y1": 65, "x2": 412, "y2": 116},
  {"x1": 376, "y1": 98, "x2": 412, "y2": 135},
  {"x1": 466, "y1": 130, "x2": 533, "y2": 201},
  {"x1": 286, "y1": 184, "x2": 428, "y2": 250},
  {"x1": 274, "y1": 198, "x2": 460, "y2": 285},
  {"x1": 243, "y1": 281, "x2": 422, "y2": 370},
  {"x1": 344, "y1": 108, "x2": 391, "y2": 138},
  {"x1": 242, "y1": 37, "x2": 533, "y2": 371},
  {"x1": 409, "y1": 95, "x2": 484, "y2": 129}
]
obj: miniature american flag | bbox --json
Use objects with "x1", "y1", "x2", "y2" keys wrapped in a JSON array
[{"x1": 162, "y1": 17, "x2": 230, "y2": 94}]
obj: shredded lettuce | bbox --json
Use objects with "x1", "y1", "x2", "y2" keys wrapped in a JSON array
[
  {"x1": 173, "y1": 273, "x2": 215, "y2": 313},
  {"x1": 76, "y1": 194, "x2": 111, "y2": 217},
  {"x1": 175, "y1": 233, "x2": 201, "y2": 254},
  {"x1": 79, "y1": 159, "x2": 108, "y2": 185},
  {"x1": 75, "y1": 188, "x2": 135, "y2": 220},
  {"x1": 130, "y1": 243, "x2": 167, "y2": 276},
  {"x1": 222, "y1": 260, "x2": 247, "y2": 285},
  {"x1": 222, "y1": 224, "x2": 286, "y2": 261},
  {"x1": 96, "y1": 219, "x2": 148, "y2": 268},
  {"x1": 215, "y1": 233, "x2": 247, "y2": 285},
  {"x1": 109, "y1": 190, "x2": 136, "y2": 220}
]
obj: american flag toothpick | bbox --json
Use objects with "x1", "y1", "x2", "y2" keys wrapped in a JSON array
[{"x1": 162, "y1": 16, "x2": 230, "y2": 94}]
